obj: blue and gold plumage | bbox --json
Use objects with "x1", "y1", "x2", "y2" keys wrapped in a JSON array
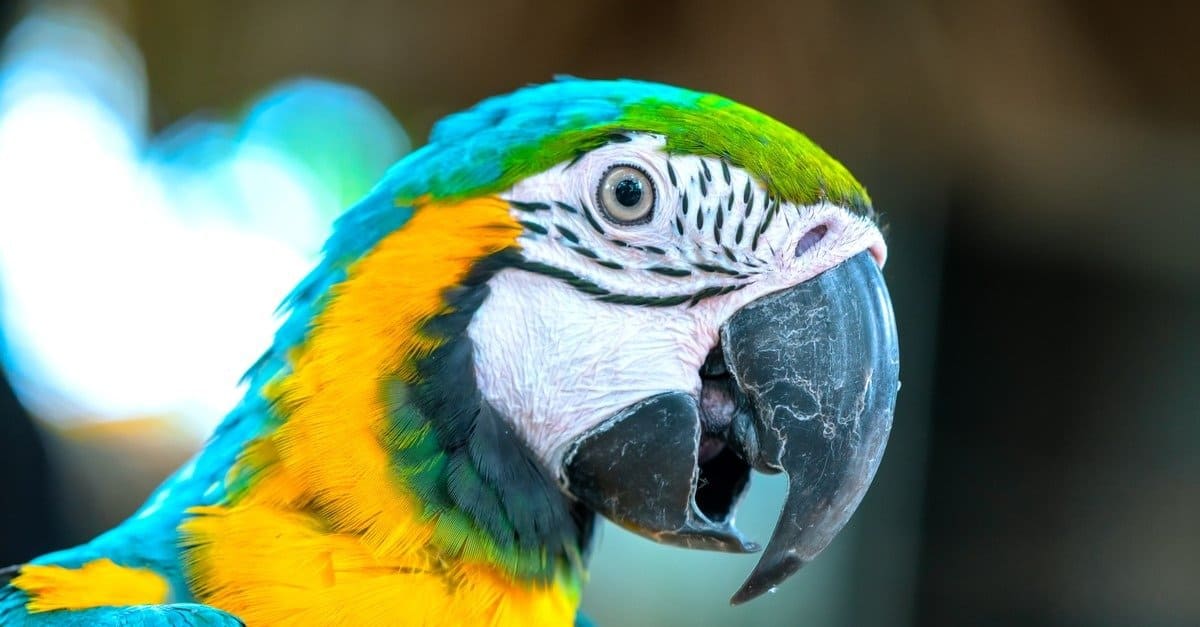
[{"x1": 0, "y1": 78, "x2": 888, "y2": 626}]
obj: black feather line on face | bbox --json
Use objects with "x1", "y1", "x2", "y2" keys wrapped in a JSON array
[
  {"x1": 597, "y1": 292, "x2": 692, "y2": 307},
  {"x1": 569, "y1": 245, "x2": 600, "y2": 260},
  {"x1": 581, "y1": 199, "x2": 607, "y2": 235},
  {"x1": 556, "y1": 224, "x2": 580, "y2": 244},
  {"x1": 688, "y1": 284, "x2": 725, "y2": 306},
  {"x1": 693, "y1": 262, "x2": 741, "y2": 277},
  {"x1": 566, "y1": 150, "x2": 588, "y2": 169},
  {"x1": 751, "y1": 198, "x2": 779, "y2": 252},
  {"x1": 511, "y1": 254, "x2": 741, "y2": 308},
  {"x1": 764, "y1": 200, "x2": 780, "y2": 230},
  {"x1": 513, "y1": 258, "x2": 608, "y2": 293},
  {"x1": 648, "y1": 266, "x2": 692, "y2": 278},
  {"x1": 517, "y1": 220, "x2": 549, "y2": 235},
  {"x1": 511, "y1": 200, "x2": 551, "y2": 213}
]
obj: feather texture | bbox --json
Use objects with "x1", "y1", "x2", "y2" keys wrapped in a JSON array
[
  {"x1": 383, "y1": 78, "x2": 871, "y2": 215},
  {"x1": 0, "y1": 78, "x2": 872, "y2": 625}
]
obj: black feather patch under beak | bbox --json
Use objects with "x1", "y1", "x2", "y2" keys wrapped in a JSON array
[{"x1": 561, "y1": 251, "x2": 900, "y2": 603}]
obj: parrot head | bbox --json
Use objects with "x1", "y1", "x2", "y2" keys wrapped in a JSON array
[{"x1": 264, "y1": 78, "x2": 899, "y2": 607}]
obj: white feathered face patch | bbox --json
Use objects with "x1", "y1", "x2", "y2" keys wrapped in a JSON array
[{"x1": 467, "y1": 133, "x2": 886, "y2": 469}]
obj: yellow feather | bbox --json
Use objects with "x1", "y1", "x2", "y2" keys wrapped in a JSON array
[
  {"x1": 182, "y1": 505, "x2": 576, "y2": 626},
  {"x1": 182, "y1": 197, "x2": 579, "y2": 625},
  {"x1": 13, "y1": 559, "x2": 169, "y2": 613}
]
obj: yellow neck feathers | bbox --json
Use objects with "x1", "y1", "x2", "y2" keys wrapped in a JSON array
[{"x1": 181, "y1": 197, "x2": 581, "y2": 626}]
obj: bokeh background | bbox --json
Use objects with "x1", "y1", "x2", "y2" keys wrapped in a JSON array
[{"x1": 0, "y1": 1, "x2": 1196, "y2": 626}]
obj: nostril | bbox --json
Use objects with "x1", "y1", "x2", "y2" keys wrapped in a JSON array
[{"x1": 795, "y1": 224, "x2": 828, "y2": 257}]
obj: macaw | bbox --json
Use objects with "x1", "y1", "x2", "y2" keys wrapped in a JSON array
[{"x1": 0, "y1": 78, "x2": 899, "y2": 626}]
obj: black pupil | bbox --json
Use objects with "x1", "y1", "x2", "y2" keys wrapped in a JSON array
[{"x1": 613, "y1": 176, "x2": 644, "y2": 207}]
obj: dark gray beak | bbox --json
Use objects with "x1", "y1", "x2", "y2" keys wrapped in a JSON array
[{"x1": 561, "y1": 251, "x2": 900, "y2": 604}]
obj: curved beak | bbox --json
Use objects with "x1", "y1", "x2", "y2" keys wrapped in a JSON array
[{"x1": 561, "y1": 251, "x2": 900, "y2": 603}]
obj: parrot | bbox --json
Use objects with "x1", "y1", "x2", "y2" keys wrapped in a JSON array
[{"x1": 0, "y1": 78, "x2": 899, "y2": 626}]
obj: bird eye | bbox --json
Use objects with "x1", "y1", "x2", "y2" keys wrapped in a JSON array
[{"x1": 597, "y1": 165, "x2": 655, "y2": 224}]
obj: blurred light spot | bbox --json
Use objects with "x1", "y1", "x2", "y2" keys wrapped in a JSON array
[{"x1": 0, "y1": 5, "x2": 409, "y2": 434}]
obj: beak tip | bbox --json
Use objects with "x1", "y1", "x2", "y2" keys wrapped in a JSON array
[{"x1": 729, "y1": 552, "x2": 807, "y2": 605}]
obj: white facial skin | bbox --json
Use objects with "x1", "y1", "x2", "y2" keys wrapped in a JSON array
[{"x1": 467, "y1": 133, "x2": 886, "y2": 474}]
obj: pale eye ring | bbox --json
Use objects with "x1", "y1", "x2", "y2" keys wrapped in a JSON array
[{"x1": 597, "y1": 164, "x2": 656, "y2": 225}]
